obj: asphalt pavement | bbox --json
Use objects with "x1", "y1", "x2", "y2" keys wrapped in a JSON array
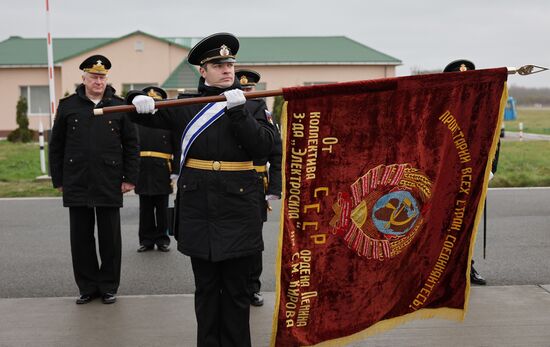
[{"x1": 1, "y1": 188, "x2": 550, "y2": 346}]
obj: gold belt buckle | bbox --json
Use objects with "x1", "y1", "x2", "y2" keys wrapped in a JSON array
[{"x1": 212, "y1": 161, "x2": 221, "y2": 171}]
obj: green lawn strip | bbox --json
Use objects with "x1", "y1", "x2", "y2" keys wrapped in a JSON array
[
  {"x1": 1, "y1": 138, "x2": 549, "y2": 197},
  {"x1": 490, "y1": 141, "x2": 550, "y2": 187},
  {"x1": 504, "y1": 108, "x2": 550, "y2": 135}
]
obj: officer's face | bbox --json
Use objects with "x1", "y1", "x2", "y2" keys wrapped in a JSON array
[
  {"x1": 200, "y1": 62, "x2": 235, "y2": 88},
  {"x1": 82, "y1": 72, "x2": 107, "y2": 96}
]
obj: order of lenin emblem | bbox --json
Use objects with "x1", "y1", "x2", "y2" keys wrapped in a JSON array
[{"x1": 330, "y1": 163, "x2": 432, "y2": 261}]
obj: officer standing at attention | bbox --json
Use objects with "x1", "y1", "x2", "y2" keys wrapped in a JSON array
[
  {"x1": 49, "y1": 55, "x2": 139, "y2": 304},
  {"x1": 444, "y1": 59, "x2": 493, "y2": 286},
  {"x1": 135, "y1": 86, "x2": 178, "y2": 253},
  {"x1": 129, "y1": 33, "x2": 275, "y2": 347},
  {"x1": 236, "y1": 69, "x2": 282, "y2": 307}
]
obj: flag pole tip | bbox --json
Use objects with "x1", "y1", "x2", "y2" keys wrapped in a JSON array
[{"x1": 507, "y1": 65, "x2": 549, "y2": 75}]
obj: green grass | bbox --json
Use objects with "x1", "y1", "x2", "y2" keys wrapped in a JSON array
[
  {"x1": 490, "y1": 141, "x2": 550, "y2": 187},
  {"x1": 0, "y1": 137, "x2": 549, "y2": 197},
  {"x1": 0, "y1": 141, "x2": 60, "y2": 197},
  {"x1": 504, "y1": 107, "x2": 550, "y2": 135}
]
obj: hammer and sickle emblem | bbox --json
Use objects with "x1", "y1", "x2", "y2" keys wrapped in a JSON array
[{"x1": 383, "y1": 197, "x2": 417, "y2": 229}]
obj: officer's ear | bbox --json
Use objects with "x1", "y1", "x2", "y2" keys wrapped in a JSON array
[{"x1": 199, "y1": 65, "x2": 208, "y2": 78}]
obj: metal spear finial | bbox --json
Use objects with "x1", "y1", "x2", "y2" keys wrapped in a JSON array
[{"x1": 507, "y1": 65, "x2": 549, "y2": 75}]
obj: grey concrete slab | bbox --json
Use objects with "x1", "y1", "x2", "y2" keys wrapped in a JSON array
[{"x1": 2, "y1": 286, "x2": 550, "y2": 347}]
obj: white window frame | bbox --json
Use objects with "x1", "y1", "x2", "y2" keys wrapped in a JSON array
[{"x1": 20, "y1": 85, "x2": 50, "y2": 116}]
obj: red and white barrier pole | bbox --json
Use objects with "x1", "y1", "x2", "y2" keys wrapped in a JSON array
[
  {"x1": 519, "y1": 122, "x2": 524, "y2": 141},
  {"x1": 39, "y1": 121, "x2": 46, "y2": 174},
  {"x1": 45, "y1": 0, "x2": 56, "y2": 128}
]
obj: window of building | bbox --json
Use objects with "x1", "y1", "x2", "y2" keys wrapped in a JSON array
[
  {"x1": 135, "y1": 41, "x2": 144, "y2": 52},
  {"x1": 255, "y1": 82, "x2": 266, "y2": 91},
  {"x1": 121, "y1": 83, "x2": 158, "y2": 97},
  {"x1": 20, "y1": 86, "x2": 50, "y2": 116},
  {"x1": 122, "y1": 83, "x2": 157, "y2": 92}
]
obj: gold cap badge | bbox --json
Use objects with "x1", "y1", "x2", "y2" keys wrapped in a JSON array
[
  {"x1": 219, "y1": 45, "x2": 230, "y2": 57},
  {"x1": 239, "y1": 75, "x2": 249, "y2": 85},
  {"x1": 83, "y1": 59, "x2": 109, "y2": 74}
]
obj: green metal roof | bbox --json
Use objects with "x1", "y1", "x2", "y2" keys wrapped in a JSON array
[
  {"x1": 162, "y1": 61, "x2": 201, "y2": 90},
  {"x1": 166, "y1": 36, "x2": 401, "y2": 65},
  {"x1": 0, "y1": 31, "x2": 188, "y2": 66},
  {"x1": 0, "y1": 36, "x2": 112, "y2": 65},
  {"x1": 0, "y1": 33, "x2": 401, "y2": 66}
]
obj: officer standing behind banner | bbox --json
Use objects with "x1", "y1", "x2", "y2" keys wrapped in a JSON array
[
  {"x1": 236, "y1": 69, "x2": 282, "y2": 307},
  {"x1": 135, "y1": 86, "x2": 178, "y2": 253},
  {"x1": 128, "y1": 33, "x2": 275, "y2": 347},
  {"x1": 444, "y1": 59, "x2": 494, "y2": 286},
  {"x1": 49, "y1": 55, "x2": 139, "y2": 305}
]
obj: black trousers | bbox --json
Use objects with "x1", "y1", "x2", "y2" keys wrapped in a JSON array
[
  {"x1": 249, "y1": 252, "x2": 262, "y2": 294},
  {"x1": 191, "y1": 255, "x2": 254, "y2": 347},
  {"x1": 69, "y1": 206, "x2": 121, "y2": 295},
  {"x1": 138, "y1": 194, "x2": 170, "y2": 247}
]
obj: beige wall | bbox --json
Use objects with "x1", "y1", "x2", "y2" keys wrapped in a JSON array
[
  {"x1": 0, "y1": 67, "x2": 62, "y2": 134},
  {"x1": 235, "y1": 64, "x2": 396, "y2": 108},
  {"x1": 59, "y1": 33, "x2": 188, "y2": 96},
  {"x1": 236, "y1": 64, "x2": 395, "y2": 90},
  {"x1": 0, "y1": 34, "x2": 397, "y2": 135},
  {"x1": 0, "y1": 33, "x2": 188, "y2": 135}
]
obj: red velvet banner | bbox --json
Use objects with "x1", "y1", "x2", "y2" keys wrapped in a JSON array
[{"x1": 271, "y1": 69, "x2": 508, "y2": 347}]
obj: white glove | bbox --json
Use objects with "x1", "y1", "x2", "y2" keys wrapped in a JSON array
[
  {"x1": 266, "y1": 194, "x2": 280, "y2": 201},
  {"x1": 132, "y1": 95, "x2": 157, "y2": 114},
  {"x1": 489, "y1": 171, "x2": 494, "y2": 181},
  {"x1": 223, "y1": 89, "x2": 246, "y2": 109}
]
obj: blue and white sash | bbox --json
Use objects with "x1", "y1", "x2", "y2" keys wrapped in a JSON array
[{"x1": 179, "y1": 101, "x2": 227, "y2": 172}]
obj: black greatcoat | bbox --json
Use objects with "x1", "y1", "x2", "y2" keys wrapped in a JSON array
[
  {"x1": 135, "y1": 125, "x2": 179, "y2": 195},
  {"x1": 245, "y1": 99, "x2": 283, "y2": 221},
  {"x1": 128, "y1": 79, "x2": 275, "y2": 262},
  {"x1": 49, "y1": 84, "x2": 139, "y2": 207}
]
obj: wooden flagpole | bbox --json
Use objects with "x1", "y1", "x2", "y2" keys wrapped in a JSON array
[
  {"x1": 94, "y1": 65, "x2": 547, "y2": 116},
  {"x1": 93, "y1": 89, "x2": 283, "y2": 116}
]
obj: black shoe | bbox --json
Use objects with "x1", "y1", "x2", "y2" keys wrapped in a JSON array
[
  {"x1": 157, "y1": 244, "x2": 170, "y2": 252},
  {"x1": 102, "y1": 293, "x2": 117, "y2": 304},
  {"x1": 137, "y1": 245, "x2": 154, "y2": 253},
  {"x1": 76, "y1": 293, "x2": 97, "y2": 305},
  {"x1": 471, "y1": 266, "x2": 487, "y2": 285},
  {"x1": 251, "y1": 292, "x2": 264, "y2": 307}
]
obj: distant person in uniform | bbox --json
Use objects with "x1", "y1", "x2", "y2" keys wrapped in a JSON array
[
  {"x1": 129, "y1": 33, "x2": 276, "y2": 346},
  {"x1": 236, "y1": 69, "x2": 282, "y2": 307},
  {"x1": 135, "y1": 86, "x2": 179, "y2": 253},
  {"x1": 444, "y1": 59, "x2": 498, "y2": 286},
  {"x1": 49, "y1": 55, "x2": 139, "y2": 304}
]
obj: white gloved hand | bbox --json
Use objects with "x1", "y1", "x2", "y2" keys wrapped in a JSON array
[
  {"x1": 266, "y1": 194, "x2": 280, "y2": 201},
  {"x1": 223, "y1": 89, "x2": 246, "y2": 109},
  {"x1": 489, "y1": 171, "x2": 494, "y2": 181},
  {"x1": 132, "y1": 95, "x2": 156, "y2": 114}
]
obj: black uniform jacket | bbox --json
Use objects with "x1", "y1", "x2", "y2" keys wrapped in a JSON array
[
  {"x1": 49, "y1": 84, "x2": 139, "y2": 207},
  {"x1": 127, "y1": 78, "x2": 275, "y2": 261},
  {"x1": 246, "y1": 99, "x2": 283, "y2": 222},
  {"x1": 135, "y1": 125, "x2": 179, "y2": 195}
]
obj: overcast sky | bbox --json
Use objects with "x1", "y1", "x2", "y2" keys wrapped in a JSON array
[{"x1": 2, "y1": 0, "x2": 549, "y2": 88}]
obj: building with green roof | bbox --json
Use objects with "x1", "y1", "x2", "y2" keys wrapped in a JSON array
[{"x1": 0, "y1": 31, "x2": 400, "y2": 135}]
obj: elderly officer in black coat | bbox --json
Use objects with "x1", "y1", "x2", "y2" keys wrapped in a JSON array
[
  {"x1": 49, "y1": 55, "x2": 139, "y2": 305},
  {"x1": 236, "y1": 69, "x2": 282, "y2": 307},
  {"x1": 129, "y1": 33, "x2": 275, "y2": 347},
  {"x1": 135, "y1": 86, "x2": 179, "y2": 253}
]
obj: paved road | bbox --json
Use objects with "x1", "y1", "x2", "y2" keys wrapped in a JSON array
[{"x1": 1, "y1": 187, "x2": 549, "y2": 298}]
